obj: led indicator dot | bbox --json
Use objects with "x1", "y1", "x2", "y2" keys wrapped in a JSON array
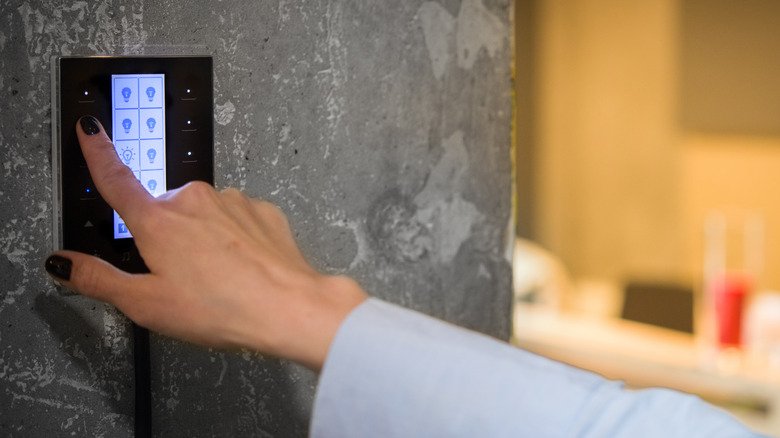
[
  {"x1": 187, "y1": 151, "x2": 192, "y2": 156},
  {"x1": 186, "y1": 89, "x2": 191, "y2": 93},
  {"x1": 84, "y1": 91, "x2": 89, "y2": 96},
  {"x1": 86, "y1": 188, "x2": 91, "y2": 193},
  {"x1": 186, "y1": 120, "x2": 191, "y2": 125}
]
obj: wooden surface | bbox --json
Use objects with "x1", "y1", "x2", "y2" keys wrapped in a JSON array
[{"x1": 512, "y1": 303, "x2": 780, "y2": 436}]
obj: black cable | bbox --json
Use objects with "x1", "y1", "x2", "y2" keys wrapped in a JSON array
[{"x1": 133, "y1": 323, "x2": 152, "y2": 438}]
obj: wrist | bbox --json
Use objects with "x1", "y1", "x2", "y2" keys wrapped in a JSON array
[
  {"x1": 304, "y1": 275, "x2": 368, "y2": 371},
  {"x1": 263, "y1": 274, "x2": 367, "y2": 371}
]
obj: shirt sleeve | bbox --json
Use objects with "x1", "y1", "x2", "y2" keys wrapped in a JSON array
[{"x1": 310, "y1": 298, "x2": 765, "y2": 438}]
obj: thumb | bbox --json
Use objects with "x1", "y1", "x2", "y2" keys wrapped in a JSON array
[{"x1": 44, "y1": 251, "x2": 141, "y2": 306}]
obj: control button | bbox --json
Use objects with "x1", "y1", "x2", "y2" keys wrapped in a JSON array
[
  {"x1": 72, "y1": 145, "x2": 87, "y2": 167},
  {"x1": 182, "y1": 119, "x2": 196, "y2": 132},
  {"x1": 79, "y1": 172, "x2": 98, "y2": 201},
  {"x1": 77, "y1": 81, "x2": 97, "y2": 103},
  {"x1": 180, "y1": 78, "x2": 199, "y2": 101},
  {"x1": 83, "y1": 220, "x2": 94, "y2": 228},
  {"x1": 79, "y1": 186, "x2": 98, "y2": 201},
  {"x1": 78, "y1": 91, "x2": 95, "y2": 103},
  {"x1": 180, "y1": 73, "x2": 207, "y2": 101},
  {"x1": 178, "y1": 139, "x2": 199, "y2": 162},
  {"x1": 182, "y1": 87, "x2": 196, "y2": 100},
  {"x1": 182, "y1": 149, "x2": 198, "y2": 163},
  {"x1": 138, "y1": 77, "x2": 163, "y2": 108}
]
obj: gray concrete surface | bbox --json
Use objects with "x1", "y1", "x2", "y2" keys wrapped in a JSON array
[{"x1": 0, "y1": 0, "x2": 513, "y2": 436}]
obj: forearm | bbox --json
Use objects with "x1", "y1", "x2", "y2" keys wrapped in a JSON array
[{"x1": 311, "y1": 299, "x2": 763, "y2": 438}]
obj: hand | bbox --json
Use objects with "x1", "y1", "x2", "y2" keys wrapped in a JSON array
[{"x1": 44, "y1": 116, "x2": 367, "y2": 371}]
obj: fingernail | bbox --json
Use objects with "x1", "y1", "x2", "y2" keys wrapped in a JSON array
[
  {"x1": 80, "y1": 116, "x2": 100, "y2": 135},
  {"x1": 45, "y1": 255, "x2": 72, "y2": 281}
]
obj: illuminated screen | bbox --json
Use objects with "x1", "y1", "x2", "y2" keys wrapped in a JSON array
[{"x1": 111, "y1": 73, "x2": 166, "y2": 239}]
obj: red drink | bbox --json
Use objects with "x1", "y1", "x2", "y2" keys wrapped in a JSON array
[{"x1": 712, "y1": 273, "x2": 751, "y2": 347}]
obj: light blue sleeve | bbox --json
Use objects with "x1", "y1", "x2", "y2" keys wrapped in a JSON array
[{"x1": 310, "y1": 298, "x2": 765, "y2": 438}]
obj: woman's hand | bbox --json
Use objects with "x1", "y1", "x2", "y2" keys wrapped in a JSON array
[{"x1": 45, "y1": 116, "x2": 367, "y2": 371}]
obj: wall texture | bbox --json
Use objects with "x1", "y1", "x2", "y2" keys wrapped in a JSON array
[{"x1": 0, "y1": 0, "x2": 513, "y2": 436}]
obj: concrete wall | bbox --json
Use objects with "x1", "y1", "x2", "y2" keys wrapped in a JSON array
[{"x1": 0, "y1": 1, "x2": 513, "y2": 436}]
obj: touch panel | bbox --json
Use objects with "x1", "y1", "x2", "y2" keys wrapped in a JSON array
[
  {"x1": 53, "y1": 56, "x2": 213, "y2": 272},
  {"x1": 111, "y1": 73, "x2": 167, "y2": 239}
]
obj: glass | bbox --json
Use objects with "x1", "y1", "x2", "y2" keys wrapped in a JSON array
[{"x1": 702, "y1": 210, "x2": 764, "y2": 352}]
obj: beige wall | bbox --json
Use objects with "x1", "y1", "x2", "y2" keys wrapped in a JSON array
[
  {"x1": 681, "y1": 135, "x2": 780, "y2": 290},
  {"x1": 535, "y1": 0, "x2": 683, "y2": 284},
  {"x1": 534, "y1": 0, "x2": 780, "y2": 291}
]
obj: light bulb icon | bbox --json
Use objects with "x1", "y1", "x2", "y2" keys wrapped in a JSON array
[
  {"x1": 147, "y1": 179, "x2": 157, "y2": 192},
  {"x1": 120, "y1": 147, "x2": 134, "y2": 164},
  {"x1": 146, "y1": 86, "x2": 155, "y2": 102},
  {"x1": 147, "y1": 148, "x2": 157, "y2": 164},
  {"x1": 122, "y1": 118, "x2": 132, "y2": 134},
  {"x1": 121, "y1": 87, "x2": 132, "y2": 103},
  {"x1": 146, "y1": 117, "x2": 156, "y2": 133}
]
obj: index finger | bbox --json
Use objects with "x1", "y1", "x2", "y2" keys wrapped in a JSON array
[{"x1": 77, "y1": 116, "x2": 153, "y2": 225}]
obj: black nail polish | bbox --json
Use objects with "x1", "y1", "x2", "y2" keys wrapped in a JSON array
[
  {"x1": 80, "y1": 116, "x2": 100, "y2": 135},
  {"x1": 45, "y1": 255, "x2": 72, "y2": 281}
]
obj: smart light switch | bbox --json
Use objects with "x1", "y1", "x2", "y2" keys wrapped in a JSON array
[{"x1": 52, "y1": 56, "x2": 214, "y2": 272}]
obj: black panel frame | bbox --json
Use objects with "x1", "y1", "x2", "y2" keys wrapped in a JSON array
[{"x1": 53, "y1": 56, "x2": 214, "y2": 273}]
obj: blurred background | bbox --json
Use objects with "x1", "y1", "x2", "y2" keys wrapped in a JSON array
[{"x1": 512, "y1": 0, "x2": 780, "y2": 434}]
